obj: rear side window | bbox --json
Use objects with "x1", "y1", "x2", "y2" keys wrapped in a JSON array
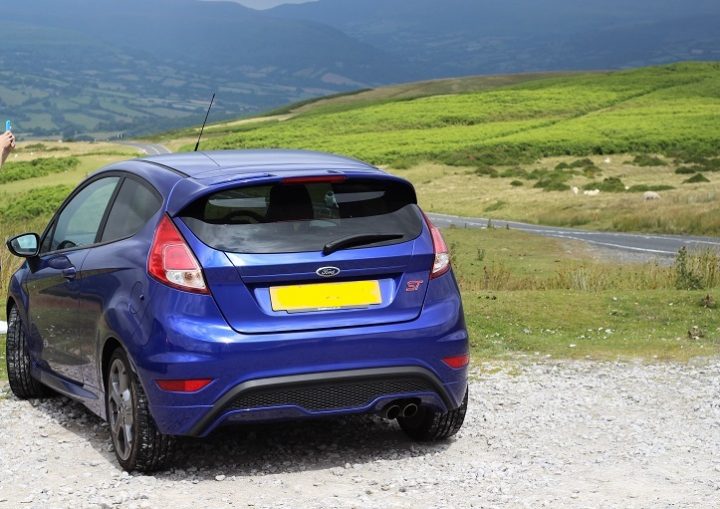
[
  {"x1": 181, "y1": 178, "x2": 422, "y2": 254},
  {"x1": 101, "y1": 178, "x2": 162, "y2": 243}
]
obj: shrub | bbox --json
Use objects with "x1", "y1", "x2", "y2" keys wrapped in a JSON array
[
  {"x1": 0, "y1": 157, "x2": 80, "y2": 184},
  {"x1": 510, "y1": 180, "x2": 524, "y2": 187},
  {"x1": 534, "y1": 176, "x2": 571, "y2": 191},
  {"x1": 475, "y1": 166, "x2": 499, "y2": 177},
  {"x1": 683, "y1": 173, "x2": 710, "y2": 184},
  {"x1": 0, "y1": 185, "x2": 72, "y2": 222},
  {"x1": 674, "y1": 159, "x2": 720, "y2": 174},
  {"x1": 675, "y1": 247, "x2": 703, "y2": 290},
  {"x1": 17, "y1": 143, "x2": 69, "y2": 154},
  {"x1": 703, "y1": 159, "x2": 720, "y2": 172},
  {"x1": 19, "y1": 143, "x2": 48, "y2": 151},
  {"x1": 499, "y1": 167, "x2": 528, "y2": 178},
  {"x1": 583, "y1": 177, "x2": 625, "y2": 192},
  {"x1": 543, "y1": 181, "x2": 571, "y2": 191},
  {"x1": 567, "y1": 158, "x2": 596, "y2": 169},
  {"x1": 582, "y1": 166, "x2": 603, "y2": 178},
  {"x1": 670, "y1": 153, "x2": 712, "y2": 165},
  {"x1": 632, "y1": 154, "x2": 667, "y2": 166},
  {"x1": 555, "y1": 158, "x2": 600, "y2": 177},
  {"x1": 526, "y1": 168, "x2": 549, "y2": 180}
]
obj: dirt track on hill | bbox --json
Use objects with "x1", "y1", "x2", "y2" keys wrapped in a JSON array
[{"x1": 1, "y1": 359, "x2": 718, "y2": 508}]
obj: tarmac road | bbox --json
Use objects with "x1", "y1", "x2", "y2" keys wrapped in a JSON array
[
  {"x1": 427, "y1": 212, "x2": 720, "y2": 257},
  {"x1": 120, "y1": 141, "x2": 172, "y2": 155}
]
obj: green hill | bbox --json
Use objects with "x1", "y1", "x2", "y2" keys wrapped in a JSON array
[{"x1": 192, "y1": 62, "x2": 720, "y2": 167}]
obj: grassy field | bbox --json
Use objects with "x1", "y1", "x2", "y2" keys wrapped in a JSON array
[
  {"x1": 406, "y1": 156, "x2": 720, "y2": 234},
  {"x1": 444, "y1": 227, "x2": 719, "y2": 361},
  {"x1": 158, "y1": 62, "x2": 720, "y2": 234}
]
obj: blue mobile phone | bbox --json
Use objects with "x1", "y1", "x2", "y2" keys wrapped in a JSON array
[{"x1": 5, "y1": 120, "x2": 11, "y2": 132}]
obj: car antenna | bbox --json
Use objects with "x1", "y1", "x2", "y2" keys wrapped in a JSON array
[{"x1": 194, "y1": 92, "x2": 216, "y2": 152}]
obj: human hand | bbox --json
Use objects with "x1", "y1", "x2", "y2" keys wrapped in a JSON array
[{"x1": 1, "y1": 130, "x2": 15, "y2": 151}]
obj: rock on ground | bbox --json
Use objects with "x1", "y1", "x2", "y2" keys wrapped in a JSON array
[{"x1": 0, "y1": 358, "x2": 718, "y2": 508}]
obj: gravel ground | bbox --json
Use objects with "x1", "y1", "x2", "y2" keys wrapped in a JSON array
[{"x1": 0, "y1": 359, "x2": 718, "y2": 509}]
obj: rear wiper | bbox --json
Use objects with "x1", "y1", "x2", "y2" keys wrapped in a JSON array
[{"x1": 322, "y1": 233, "x2": 404, "y2": 256}]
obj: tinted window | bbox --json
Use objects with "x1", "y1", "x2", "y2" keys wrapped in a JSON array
[
  {"x1": 181, "y1": 179, "x2": 422, "y2": 254},
  {"x1": 48, "y1": 177, "x2": 119, "y2": 252},
  {"x1": 101, "y1": 178, "x2": 162, "y2": 242}
]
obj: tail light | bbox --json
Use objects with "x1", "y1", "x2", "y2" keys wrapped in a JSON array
[
  {"x1": 148, "y1": 215, "x2": 208, "y2": 294},
  {"x1": 421, "y1": 212, "x2": 451, "y2": 279}
]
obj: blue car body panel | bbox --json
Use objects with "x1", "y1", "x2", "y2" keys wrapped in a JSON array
[{"x1": 7, "y1": 150, "x2": 469, "y2": 436}]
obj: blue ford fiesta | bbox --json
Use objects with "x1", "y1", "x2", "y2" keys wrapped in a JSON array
[{"x1": 5, "y1": 150, "x2": 469, "y2": 471}]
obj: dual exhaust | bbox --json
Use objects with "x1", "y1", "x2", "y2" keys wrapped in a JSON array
[{"x1": 382, "y1": 400, "x2": 419, "y2": 420}]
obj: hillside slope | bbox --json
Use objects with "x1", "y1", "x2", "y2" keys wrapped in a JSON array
[{"x1": 198, "y1": 62, "x2": 720, "y2": 165}]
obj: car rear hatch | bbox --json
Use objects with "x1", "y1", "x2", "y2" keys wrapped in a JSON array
[{"x1": 177, "y1": 173, "x2": 435, "y2": 334}]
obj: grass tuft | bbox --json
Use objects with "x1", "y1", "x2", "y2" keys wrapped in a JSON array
[{"x1": 683, "y1": 173, "x2": 710, "y2": 184}]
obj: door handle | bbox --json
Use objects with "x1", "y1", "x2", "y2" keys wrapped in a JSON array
[{"x1": 62, "y1": 267, "x2": 77, "y2": 280}]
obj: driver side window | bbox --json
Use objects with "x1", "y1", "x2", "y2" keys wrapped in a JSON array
[{"x1": 47, "y1": 177, "x2": 120, "y2": 252}]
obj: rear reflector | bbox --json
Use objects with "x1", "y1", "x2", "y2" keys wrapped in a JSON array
[
  {"x1": 282, "y1": 175, "x2": 347, "y2": 184},
  {"x1": 156, "y1": 379, "x2": 213, "y2": 392},
  {"x1": 442, "y1": 354, "x2": 470, "y2": 369},
  {"x1": 148, "y1": 215, "x2": 208, "y2": 294}
]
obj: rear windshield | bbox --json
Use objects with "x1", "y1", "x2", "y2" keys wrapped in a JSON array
[{"x1": 180, "y1": 178, "x2": 423, "y2": 254}]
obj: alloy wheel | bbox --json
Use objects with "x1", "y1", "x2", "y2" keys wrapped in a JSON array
[{"x1": 107, "y1": 358, "x2": 135, "y2": 461}]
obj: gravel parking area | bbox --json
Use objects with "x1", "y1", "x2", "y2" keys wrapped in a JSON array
[{"x1": 0, "y1": 358, "x2": 718, "y2": 508}]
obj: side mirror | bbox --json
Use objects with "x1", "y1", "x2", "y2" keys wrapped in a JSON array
[{"x1": 7, "y1": 233, "x2": 40, "y2": 258}]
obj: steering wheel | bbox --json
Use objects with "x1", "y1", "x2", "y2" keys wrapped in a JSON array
[
  {"x1": 57, "y1": 239, "x2": 77, "y2": 250},
  {"x1": 225, "y1": 210, "x2": 264, "y2": 224}
]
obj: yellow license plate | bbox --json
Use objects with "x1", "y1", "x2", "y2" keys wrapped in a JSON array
[{"x1": 270, "y1": 280, "x2": 382, "y2": 312}]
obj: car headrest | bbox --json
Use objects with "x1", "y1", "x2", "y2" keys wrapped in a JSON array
[{"x1": 266, "y1": 184, "x2": 314, "y2": 222}]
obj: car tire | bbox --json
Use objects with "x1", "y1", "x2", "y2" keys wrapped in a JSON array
[
  {"x1": 106, "y1": 348, "x2": 174, "y2": 472},
  {"x1": 6, "y1": 306, "x2": 49, "y2": 399},
  {"x1": 398, "y1": 388, "x2": 468, "y2": 441}
]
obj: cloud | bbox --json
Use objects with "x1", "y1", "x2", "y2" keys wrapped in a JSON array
[{"x1": 204, "y1": 0, "x2": 318, "y2": 10}]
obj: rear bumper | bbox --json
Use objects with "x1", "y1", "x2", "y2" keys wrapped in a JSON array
[
  {"x1": 184, "y1": 366, "x2": 456, "y2": 436},
  {"x1": 129, "y1": 273, "x2": 469, "y2": 436}
]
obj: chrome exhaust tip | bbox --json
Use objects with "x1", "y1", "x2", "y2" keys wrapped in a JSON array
[
  {"x1": 383, "y1": 404, "x2": 401, "y2": 420},
  {"x1": 401, "y1": 402, "x2": 418, "y2": 418}
]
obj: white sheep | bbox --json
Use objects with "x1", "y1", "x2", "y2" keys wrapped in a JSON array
[
  {"x1": 643, "y1": 191, "x2": 661, "y2": 201},
  {"x1": 571, "y1": 186, "x2": 579, "y2": 195},
  {"x1": 583, "y1": 189, "x2": 600, "y2": 196}
]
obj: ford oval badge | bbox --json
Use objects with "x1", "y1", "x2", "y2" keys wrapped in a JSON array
[{"x1": 316, "y1": 266, "x2": 341, "y2": 278}]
